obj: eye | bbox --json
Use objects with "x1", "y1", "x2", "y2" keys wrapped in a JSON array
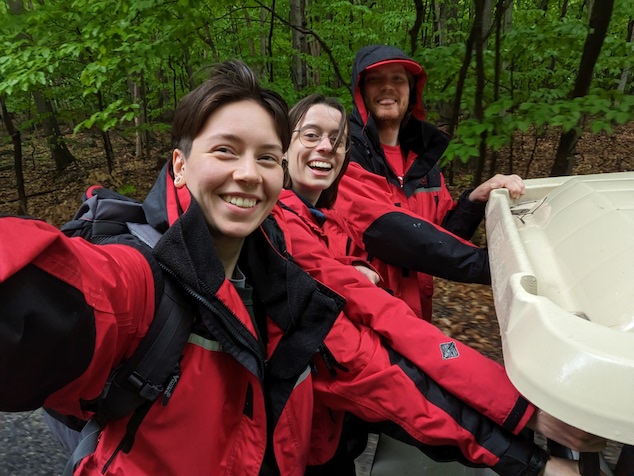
[
  {"x1": 302, "y1": 130, "x2": 320, "y2": 141},
  {"x1": 213, "y1": 146, "x2": 236, "y2": 158},
  {"x1": 258, "y1": 154, "x2": 281, "y2": 165}
]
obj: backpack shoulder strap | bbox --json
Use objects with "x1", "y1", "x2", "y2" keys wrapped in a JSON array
[
  {"x1": 56, "y1": 186, "x2": 194, "y2": 474},
  {"x1": 62, "y1": 274, "x2": 193, "y2": 475}
]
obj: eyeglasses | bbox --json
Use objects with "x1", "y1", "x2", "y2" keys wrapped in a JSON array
[{"x1": 294, "y1": 127, "x2": 349, "y2": 153}]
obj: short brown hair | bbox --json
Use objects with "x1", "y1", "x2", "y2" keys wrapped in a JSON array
[{"x1": 171, "y1": 60, "x2": 290, "y2": 158}]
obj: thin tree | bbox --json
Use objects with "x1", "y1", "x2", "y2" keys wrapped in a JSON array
[
  {"x1": 0, "y1": 96, "x2": 27, "y2": 214},
  {"x1": 472, "y1": 0, "x2": 487, "y2": 186},
  {"x1": 31, "y1": 90, "x2": 76, "y2": 171},
  {"x1": 550, "y1": 0, "x2": 615, "y2": 176},
  {"x1": 409, "y1": 0, "x2": 426, "y2": 54},
  {"x1": 488, "y1": 0, "x2": 509, "y2": 176},
  {"x1": 7, "y1": 0, "x2": 75, "y2": 172},
  {"x1": 446, "y1": 3, "x2": 477, "y2": 185},
  {"x1": 618, "y1": 18, "x2": 634, "y2": 92},
  {"x1": 290, "y1": 0, "x2": 309, "y2": 90}
]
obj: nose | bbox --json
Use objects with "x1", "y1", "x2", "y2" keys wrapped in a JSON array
[
  {"x1": 315, "y1": 134, "x2": 333, "y2": 152},
  {"x1": 234, "y1": 155, "x2": 261, "y2": 188}
]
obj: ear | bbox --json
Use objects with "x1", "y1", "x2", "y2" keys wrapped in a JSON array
[{"x1": 172, "y1": 149, "x2": 187, "y2": 188}]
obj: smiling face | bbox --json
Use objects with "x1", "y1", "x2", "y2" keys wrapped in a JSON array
[
  {"x1": 361, "y1": 63, "x2": 411, "y2": 130},
  {"x1": 172, "y1": 99, "x2": 284, "y2": 248},
  {"x1": 286, "y1": 104, "x2": 347, "y2": 205}
]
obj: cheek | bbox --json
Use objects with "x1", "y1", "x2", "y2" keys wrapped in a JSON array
[{"x1": 265, "y1": 168, "x2": 284, "y2": 197}]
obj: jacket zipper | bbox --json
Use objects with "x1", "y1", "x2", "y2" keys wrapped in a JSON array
[
  {"x1": 159, "y1": 264, "x2": 268, "y2": 380},
  {"x1": 101, "y1": 266, "x2": 268, "y2": 474}
]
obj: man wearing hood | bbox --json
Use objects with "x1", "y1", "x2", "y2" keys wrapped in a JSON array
[{"x1": 332, "y1": 44, "x2": 524, "y2": 321}]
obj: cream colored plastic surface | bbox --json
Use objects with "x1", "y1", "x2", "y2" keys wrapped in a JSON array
[{"x1": 485, "y1": 172, "x2": 634, "y2": 445}]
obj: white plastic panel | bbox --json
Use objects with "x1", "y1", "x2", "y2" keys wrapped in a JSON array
[{"x1": 485, "y1": 172, "x2": 634, "y2": 444}]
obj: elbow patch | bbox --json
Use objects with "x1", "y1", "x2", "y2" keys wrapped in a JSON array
[
  {"x1": 0, "y1": 265, "x2": 95, "y2": 411},
  {"x1": 363, "y1": 212, "x2": 490, "y2": 284}
]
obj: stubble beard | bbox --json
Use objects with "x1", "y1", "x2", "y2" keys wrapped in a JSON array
[{"x1": 370, "y1": 106, "x2": 406, "y2": 131}]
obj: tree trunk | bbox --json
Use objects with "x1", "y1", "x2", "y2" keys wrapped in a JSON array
[
  {"x1": 96, "y1": 91, "x2": 115, "y2": 173},
  {"x1": 128, "y1": 78, "x2": 144, "y2": 160},
  {"x1": 482, "y1": 0, "x2": 495, "y2": 45},
  {"x1": 244, "y1": 9, "x2": 257, "y2": 59},
  {"x1": 141, "y1": 75, "x2": 150, "y2": 161},
  {"x1": 503, "y1": 0, "x2": 513, "y2": 33},
  {"x1": 32, "y1": 91, "x2": 76, "y2": 171},
  {"x1": 445, "y1": 3, "x2": 478, "y2": 186},
  {"x1": 433, "y1": 0, "x2": 446, "y2": 47},
  {"x1": 8, "y1": 0, "x2": 75, "y2": 172},
  {"x1": 290, "y1": 0, "x2": 308, "y2": 90},
  {"x1": 265, "y1": 0, "x2": 276, "y2": 82},
  {"x1": 560, "y1": 0, "x2": 569, "y2": 18},
  {"x1": 259, "y1": 7, "x2": 269, "y2": 79},
  {"x1": 446, "y1": 0, "x2": 460, "y2": 43},
  {"x1": 201, "y1": 24, "x2": 221, "y2": 64},
  {"x1": 618, "y1": 18, "x2": 634, "y2": 92},
  {"x1": 473, "y1": 0, "x2": 487, "y2": 186},
  {"x1": 0, "y1": 97, "x2": 27, "y2": 214},
  {"x1": 489, "y1": 0, "x2": 505, "y2": 176},
  {"x1": 410, "y1": 0, "x2": 425, "y2": 53},
  {"x1": 447, "y1": 15, "x2": 477, "y2": 139},
  {"x1": 550, "y1": 0, "x2": 615, "y2": 176},
  {"x1": 182, "y1": 46, "x2": 196, "y2": 91}
]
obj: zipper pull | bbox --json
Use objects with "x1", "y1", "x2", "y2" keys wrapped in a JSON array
[
  {"x1": 319, "y1": 344, "x2": 350, "y2": 378},
  {"x1": 397, "y1": 175, "x2": 404, "y2": 188}
]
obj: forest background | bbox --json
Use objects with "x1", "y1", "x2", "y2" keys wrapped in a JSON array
[
  {"x1": 1, "y1": 0, "x2": 633, "y2": 221},
  {"x1": 0, "y1": 0, "x2": 632, "y2": 472}
]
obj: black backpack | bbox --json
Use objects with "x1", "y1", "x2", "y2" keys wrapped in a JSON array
[{"x1": 45, "y1": 186, "x2": 193, "y2": 475}]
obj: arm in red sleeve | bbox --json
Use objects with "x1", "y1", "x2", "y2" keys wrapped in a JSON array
[
  {"x1": 0, "y1": 217, "x2": 157, "y2": 417},
  {"x1": 273, "y1": 206, "x2": 532, "y2": 435},
  {"x1": 334, "y1": 163, "x2": 490, "y2": 284}
]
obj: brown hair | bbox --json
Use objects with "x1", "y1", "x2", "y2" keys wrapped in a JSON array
[
  {"x1": 171, "y1": 60, "x2": 290, "y2": 159},
  {"x1": 284, "y1": 94, "x2": 350, "y2": 209}
]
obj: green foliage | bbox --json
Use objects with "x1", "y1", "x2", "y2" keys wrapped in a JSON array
[
  {"x1": 0, "y1": 0, "x2": 631, "y2": 170},
  {"x1": 116, "y1": 184, "x2": 137, "y2": 196}
]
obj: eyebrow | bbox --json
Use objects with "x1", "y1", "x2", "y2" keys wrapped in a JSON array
[
  {"x1": 205, "y1": 133, "x2": 282, "y2": 152},
  {"x1": 300, "y1": 123, "x2": 341, "y2": 134}
]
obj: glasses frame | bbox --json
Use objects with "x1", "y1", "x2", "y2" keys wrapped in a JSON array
[{"x1": 293, "y1": 127, "x2": 350, "y2": 153}]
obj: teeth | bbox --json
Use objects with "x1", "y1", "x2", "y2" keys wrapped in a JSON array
[
  {"x1": 308, "y1": 161, "x2": 333, "y2": 170},
  {"x1": 223, "y1": 196, "x2": 257, "y2": 208}
]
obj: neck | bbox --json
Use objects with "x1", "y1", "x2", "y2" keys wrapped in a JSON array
[
  {"x1": 377, "y1": 125, "x2": 400, "y2": 147},
  {"x1": 213, "y1": 235, "x2": 244, "y2": 280},
  {"x1": 293, "y1": 186, "x2": 320, "y2": 207}
]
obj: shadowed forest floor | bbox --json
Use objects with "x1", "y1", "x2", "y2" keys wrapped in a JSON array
[{"x1": 0, "y1": 123, "x2": 632, "y2": 473}]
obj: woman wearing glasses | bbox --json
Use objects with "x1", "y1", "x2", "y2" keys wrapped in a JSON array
[{"x1": 280, "y1": 95, "x2": 380, "y2": 284}]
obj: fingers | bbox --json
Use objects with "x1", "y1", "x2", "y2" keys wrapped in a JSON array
[
  {"x1": 468, "y1": 174, "x2": 525, "y2": 202},
  {"x1": 353, "y1": 265, "x2": 380, "y2": 285},
  {"x1": 487, "y1": 173, "x2": 525, "y2": 199},
  {"x1": 531, "y1": 410, "x2": 607, "y2": 453}
]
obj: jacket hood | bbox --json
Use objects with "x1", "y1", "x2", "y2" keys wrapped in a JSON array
[
  {"x1": 351, "y1": 44, "x2": 427, "y2": 126},
  {"x1": 143, "y1": 162, "x2": 192, "y2": 233}
]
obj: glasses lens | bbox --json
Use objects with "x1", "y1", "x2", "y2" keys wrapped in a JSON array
[{"x1": 297, "y1": 128, "x2": 349, "y2": 153}]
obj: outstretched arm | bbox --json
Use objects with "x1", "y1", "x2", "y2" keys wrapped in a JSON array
[{"x1": 0, "y1": 217, "x2": 156, "y2": 415}]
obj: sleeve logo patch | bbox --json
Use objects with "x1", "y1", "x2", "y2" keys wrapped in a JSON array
[{"x1": 440, "y1": 342, "x2": 460, "y2": 360}]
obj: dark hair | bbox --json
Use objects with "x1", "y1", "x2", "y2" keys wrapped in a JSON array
[
  {"x1": 284, "y1": 94, "x2": 351, "y2": 209},
  {"x1": 171, "y1": 60, "x2": 290, "y2": 159}
]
